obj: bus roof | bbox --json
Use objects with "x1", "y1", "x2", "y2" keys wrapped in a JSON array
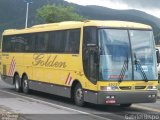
[{"x1": 3, "y1": 20, "x2": 152, "y2": 35}]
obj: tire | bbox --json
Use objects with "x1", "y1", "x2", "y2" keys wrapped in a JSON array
[
  {"x1": 14, "y1": 74, "x2": 21, "y2": 92},
  {"x1": 22, "y1": 75, "x2": 29, "y2": 94},
  {"x1": 74, "y1": 84, "x2": 85, "y2": 107},
  {"x1": 120, "y1": 104, "x2": 132, "y2": 107}
]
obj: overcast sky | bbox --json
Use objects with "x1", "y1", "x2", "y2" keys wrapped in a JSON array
[{"x1": 65, "y1": 0, "x2": 160, "y2": 19}]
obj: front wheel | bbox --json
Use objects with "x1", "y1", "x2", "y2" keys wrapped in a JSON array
[
  {"x1": 120, "y1": 104, "x2": 132, "y2": 107},
  {"x1": 14, "y1": 74, "x2": 21, "y2": 92},
  {"x1": 74, "y1": 84, "x2": 85, "y2": 107},
  {"x1": 22, "y1": 75, "x2": 29, "y2": 94}
]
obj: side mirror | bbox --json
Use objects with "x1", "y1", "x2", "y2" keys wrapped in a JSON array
[{"x1": 156, "y1": 49, "x2": 160, "y2": 63}]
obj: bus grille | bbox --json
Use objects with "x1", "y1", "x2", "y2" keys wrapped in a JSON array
[
  {"x1": 119, "y1": 86, "x2": 131, "y2": 90},
  {"x1": 135, "y1": 86, "x2": 146, "y2": 89},
  {"x1": 119, "y1": 86, "x2": 146, "y2": 90}
]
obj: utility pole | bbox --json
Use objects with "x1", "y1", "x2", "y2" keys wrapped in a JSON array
[{"x1": 24, "y1": 0, "x2": 33, "y2": 28}]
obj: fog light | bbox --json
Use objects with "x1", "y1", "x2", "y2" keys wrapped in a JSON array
[
  {"x1": 147, "y1": 86, "x2": 157, "y2": 90},
  {"x1": 101, "y1": 86, "x2": 119, "y2": 91},
  {"x1": 106, "y1": 96, "x2": 110, "y2": 99},
  {"x1": 111, "y1": 96, "x2": 115, "y2": 99},
  {"x1": 152, "y1": 94, "x2": 156, "y2": 97}
]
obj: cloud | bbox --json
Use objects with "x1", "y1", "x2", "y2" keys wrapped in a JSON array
[
  {"x1": 66, "y1": 0, "x2": 160, "y2": 9},
  {"x1": 65, "y1": 0, "x2": 160, "y2": 18},
  {"x1": 117, "y1": 0, "x2": 160, "y2": 9},
  {"x1": 66, "y1": 0, "x2": 129, "y2": 9}
]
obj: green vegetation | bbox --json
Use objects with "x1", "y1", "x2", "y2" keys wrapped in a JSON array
[
  {"x1": 37, "y1": 4, "x2": 85, "y2": 23},
  {"x1": 158, "y1": 84, "x2": 160, "y2": 91},
  {"x1": 1, "y1": 0, "x2": 160, "y2": 43}
]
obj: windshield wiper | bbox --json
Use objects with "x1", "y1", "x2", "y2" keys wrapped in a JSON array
[
  {"x1": 119, "y1": 55, "x2": 129, "y2": 82},
  {"x1": 134, "y1": 53, "x2": 148, "y2": 82}
]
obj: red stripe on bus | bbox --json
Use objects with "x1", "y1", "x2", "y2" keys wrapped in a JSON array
[
  {"x1": 10, "y1": 59, "x2": 14, "y2": 76},
  {"x1": 65, "y1": 73, "x2": 70, "y2": 84},
  {"x1": 10, "y1": 59, "x2": 16, "y2": 76},
  {"x1": 8, "y1": 57, "x2": 14, "y2": 76},
  {"x1": 68, "y1": 77, "x2": 72, "y2": 85}
]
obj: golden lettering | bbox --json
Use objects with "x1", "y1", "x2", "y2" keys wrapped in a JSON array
[{"x1": 32, "y1": 54, "x2": 67, "y2": 69}]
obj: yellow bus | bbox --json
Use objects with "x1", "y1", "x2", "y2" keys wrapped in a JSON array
[{"x1": 1, "y1": 20, "x2": 159, "y2": 107}]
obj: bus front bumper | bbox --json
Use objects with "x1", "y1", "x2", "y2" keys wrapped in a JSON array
[{"x1": 97, "y1": 91, "x2": 157, "y2": 104}]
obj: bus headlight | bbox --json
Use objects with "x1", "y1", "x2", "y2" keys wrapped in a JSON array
[
  {"x1": 100, "y1": 86, "x2": 119, "y2": 91},
  {"x1": 147, "y1": 86, "x2": 157, "y2": 90}
]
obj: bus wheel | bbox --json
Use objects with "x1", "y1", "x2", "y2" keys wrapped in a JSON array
[
  {"x1": 14, "y1": 74, "x2": 21, "y2": 92},
  {"x1": 74, "y1": 84, "x2": 85, "y2": 107},
  {"x1": 22, "y1": 75, "x2": 29, "y2": 94},
  {"x1": 120, "y1": 104, "x2": 132, "y2": 107}
]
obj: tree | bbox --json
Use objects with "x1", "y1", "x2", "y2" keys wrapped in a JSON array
[{"x1": 37, "y1": 4, "x2": 85, "y2": 23}]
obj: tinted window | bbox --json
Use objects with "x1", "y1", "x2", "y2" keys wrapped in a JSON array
[
  {"x1": 35, "y1": 33, "x2": 49, "y2": 52},
  {"x1": 3, "y1": 34, "x2": 35, "y2": 52},
  {"x1": 3, "y1": 36, "x2": 12, "y2": 52},
  {"x1": 65, "y1": 29, "x2": 80, "y2": 53},
  {"x1": 2, "y1": 28, "x2": 81, "y2": 53},
  {"x1": 54, "y1": 30, "x2": 66, "y2": 53},
  {"x1": 24, "y1": 34, "x2": 35, "y2": 52},
  {"x1": 48, "y1": 29, "x2": 80, "y2": 54},
  {"x1": 3, "y1": 35, "x2": 26, "y2": 52},
  {"x1": 83, "y1": 27, "x2": 98, "y2": 81},
  {"x1": 12, "y1": 36, "x2": 26, "y2": 52},
  {"x1": 83, "y1": 27, "x2": 97, "y2": 45}
]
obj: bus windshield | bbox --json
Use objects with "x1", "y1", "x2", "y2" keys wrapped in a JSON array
[{"x1": 99, "y1": 29, "x2": 157, "y2": 81}]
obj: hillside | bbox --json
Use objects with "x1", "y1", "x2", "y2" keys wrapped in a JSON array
[{"x1": 0, "y1": 0, "x2": 160, "y2": 44}]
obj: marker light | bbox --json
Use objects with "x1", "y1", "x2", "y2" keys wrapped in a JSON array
[
  {"x1": 101, "y1": 86, "x2": 119, "y2": 91},
  {"x1": 147, "y1": 86, "x2": 157, "y2": 90}
]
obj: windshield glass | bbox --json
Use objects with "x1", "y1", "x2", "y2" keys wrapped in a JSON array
[
  {"x1": 130, "y1": 30, "x2": 157, "y2": 80},
  {"x1": 99, "y1": 29, "x2": 157, "y2": 81},
  {"x1": 99, "y1": 29, "x2": 132, "y2": 81}
]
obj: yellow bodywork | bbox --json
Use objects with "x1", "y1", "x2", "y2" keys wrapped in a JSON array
[{"x1": 1, "y1": 20, "x2": 157, "y2": 92}]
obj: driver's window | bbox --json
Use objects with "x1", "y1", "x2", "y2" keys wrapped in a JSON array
[{"x1": 83, "y1": 27, "x2": 98, "y2": 83}]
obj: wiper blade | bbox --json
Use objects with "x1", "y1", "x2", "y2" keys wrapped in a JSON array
[
  {"x1": 119, "y1": 55, "x2": 129, "y2": 82},
  {"x1": 135, "y1": 60, "x2": 148, "y2": 82},
  {"x1": 134, "y1": 53, "x2": 148, "y2": 82}
]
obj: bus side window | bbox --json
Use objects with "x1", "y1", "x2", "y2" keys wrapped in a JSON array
[
  {"x1": 65, "y1": 29, "x2": 80, "y2": 54},
  {"x1": 2, "y1": 36, "x2": 12, "y2": 52},
  {"x1": 36, "y1": 33, "x2": 49, "y2": 52},
  {"x1": 10, "y1": 36, "x2": 25, "y2": 52},
  {"x1": 25, "y1": 34, "x2": 35, "y2": 52}
]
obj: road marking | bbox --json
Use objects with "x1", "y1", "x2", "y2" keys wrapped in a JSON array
[
  {"x1": 0, "y1": 90, "x2": 111, "y2": 120},
  {"x1": 133, "y1": 104, "x2": 160, "y2": 113}
]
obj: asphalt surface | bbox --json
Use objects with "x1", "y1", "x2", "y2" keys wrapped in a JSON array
[{"x1": 0, "y1": 78, "x2": 160, "y2": 120}]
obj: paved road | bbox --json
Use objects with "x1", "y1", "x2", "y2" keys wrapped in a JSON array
[{"x1": 0, "y1": 78, "x2": 159, "y2": 120}]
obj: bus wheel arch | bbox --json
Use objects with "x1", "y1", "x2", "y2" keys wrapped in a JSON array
[
  {"x1": 21, "y1": 73, "x2": 27, "y2": 81},
  {"x1": 71, "y1": 80, "x2": 85, "y2": 106}
]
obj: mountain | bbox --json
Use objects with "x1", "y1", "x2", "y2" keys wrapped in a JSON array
[
  {"x1": 77, "y1": 5, "x2": 160, "y2": 44},
  {"x1": 0, "y1": 0, "x2": 160, "y2": 44}
]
